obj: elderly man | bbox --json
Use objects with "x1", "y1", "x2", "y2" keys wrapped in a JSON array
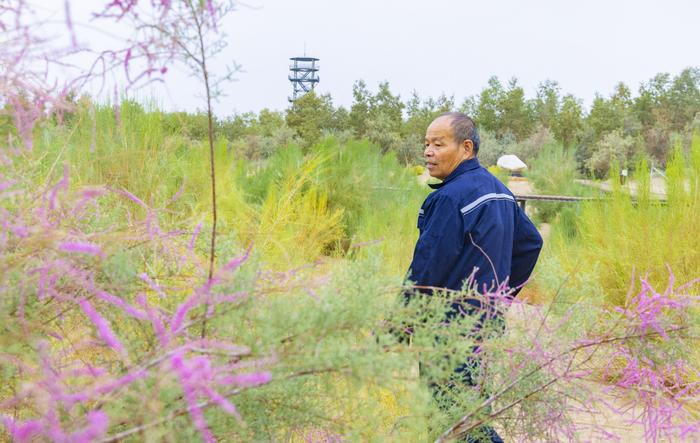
[
  {"x1": 407, "y1": 112, "x2": 543, "y2": 442},
  {"x1": 409, "y1": 112, "x2": 542, "y2": 300}
]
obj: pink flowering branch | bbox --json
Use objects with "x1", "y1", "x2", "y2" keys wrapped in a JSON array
[
  {"x1": 79, "y1": 298, "x2": 128, "y2": 356},
  {"x1": 435, "y1": 273, "x2": 700, "y2": 443},
  {"x1": 1, "y1": 140, "x2": 273, "y2": 442},
  {"x1": 0, "y1": 2, "x2": 277, "y2": 442},
  {"x1": 88, "y1": 2, "x2": 241, "y2": 339}
]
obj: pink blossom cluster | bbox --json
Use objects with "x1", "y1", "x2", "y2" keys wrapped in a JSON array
[
  {"x1": 0, "y1": 2, "x2": 265, "y2": 442},
  {"x1": 1, "y1": 166, "x2": 272, "y2": 442},
  {"x1": 604, "y1": 273, "x2": 700, "y2": 442}
]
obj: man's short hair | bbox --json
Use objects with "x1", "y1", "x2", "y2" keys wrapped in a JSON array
[{"x1": 439, "y1": 112, "x2": 480, "y2": 155}]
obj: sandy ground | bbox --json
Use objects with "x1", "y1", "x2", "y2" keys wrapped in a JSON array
[
  {"x1": 506, "y1": 177, "x2": 551, "y2": 240},
  {"x1": 505, "y1": 176, "x2": 534, "y2": 196}
]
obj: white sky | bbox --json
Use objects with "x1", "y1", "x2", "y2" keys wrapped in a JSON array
[{"x1": 36, "y1": 0, "x2": 700, "y2": 116}]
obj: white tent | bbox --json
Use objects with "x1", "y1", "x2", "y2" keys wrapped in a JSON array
[{"x1": 497, "y1": 154, "x2": 528, "y2": 172}]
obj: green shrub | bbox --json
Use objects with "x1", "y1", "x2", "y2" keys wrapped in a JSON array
[
  {"x1": 544, "y1": 134, "x2": 700, "y2": 304},
  {"x1": 526, "y1": 143, "x2": 596, "y2": 226}
]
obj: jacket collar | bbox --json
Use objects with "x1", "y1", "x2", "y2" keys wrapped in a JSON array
[{"x1": 428, "y1": 157, "x2": 481, "y2": 189}]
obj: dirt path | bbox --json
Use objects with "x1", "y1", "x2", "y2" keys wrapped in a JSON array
[
  {"x1": 576, "y1": 177, "x2": 668, "y2": 199},
  {"x1": 506, "y1": 177, "x2": 551, "y2": 242}
]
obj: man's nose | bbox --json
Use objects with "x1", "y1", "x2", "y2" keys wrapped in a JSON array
[{"x1": 424, "y1": 145, "x2": 434, "y2": 157}]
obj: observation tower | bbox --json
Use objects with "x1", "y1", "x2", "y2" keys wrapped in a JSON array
[{"x1": 288, "y1": 56, "x2": 319, "y2": 102}]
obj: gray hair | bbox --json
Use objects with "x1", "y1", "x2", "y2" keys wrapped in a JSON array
[{"x1": 439, "y1": 112, "x2": 480, "y2": 155}]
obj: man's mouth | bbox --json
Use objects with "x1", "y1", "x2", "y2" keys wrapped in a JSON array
[{"x1": 426, "y1": 162, "x2": 437, "y2": 169}]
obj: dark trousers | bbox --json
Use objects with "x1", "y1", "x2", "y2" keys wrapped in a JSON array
[{"x1": 420, "y1": 312, "x2": 505, "y2": 443}]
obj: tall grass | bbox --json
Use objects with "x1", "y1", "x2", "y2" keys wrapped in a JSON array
[
  {"x1": 526, "y1": 143, "x2": 597, "y2": 230},
  {"x1": 30, "y1": 101, "x2": 427, "y2": 276},
  {"x1": 542, "y1": 133, "x2": 700, "y2": 306},
  {"x1": 311, "y1": 139, "x2": 427, "y2": 275}
]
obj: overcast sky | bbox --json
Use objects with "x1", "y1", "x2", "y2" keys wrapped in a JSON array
[{"x1": 39, "y1": 0, "x2": 700, "y2": 116}]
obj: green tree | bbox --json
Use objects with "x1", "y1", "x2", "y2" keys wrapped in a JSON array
[
  {"x1": 257, "y1": 108, "x2": 286, "y2": 136},
  {"x1": 358, "y1": 81, "x2": 405, "y2": 152},
  {"x1": 534, "y1": 80, "x2": 561, "y2": 128},
  {"x1": 634, "y1": 73, "x2": 672, "y2": 130},
  {"x1": 349, "y1": 80, "x2": 371, "y2": 137},
  {"x1": 475, "y1": 76, "x2": 505, "y2": 134},
  {"x1": 330, "y1": 106, "x2": 351, "y2": 133},
  {"x1": 459, "y1": 95, "x2": 478, "y2": 119},
  {"x1": 552, "y1": 94, "x2": 583, "y2": 148},
  {"x1": 500, "y1": 77, "x2": 536, "y2": 140},
  {"x1": 586, "y1": 129, "x2": 638, "y2": 178},
  {"x1": 218, "y1": 111, "x2": 256, "y2": 141},
  {"x1": 403, "y1": 91, "x2": 454, "y2": 141},
  {"x1": 669, "y1": 67, "x2": 700, "y2": 131},
  {"x1": 587, "y1": 94, "x2": 624, "y2": 139},
  {"x1": 475, "y1": 76, "x2": 535, "y2": 141},
  {"x1": 368, "y1": 81, "x2": 404, "y2": 131},
  {"x1": 286, "y1": 91, "x2": 335, "y2": 147}
]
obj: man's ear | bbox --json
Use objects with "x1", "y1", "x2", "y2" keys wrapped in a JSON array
[{"x1": 462, "y1": 139, "x2": 474, "y2": 159}]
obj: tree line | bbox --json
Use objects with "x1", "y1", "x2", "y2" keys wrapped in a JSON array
[{"x1": 35, "y1": 67, "x2": 700, "y2": 178}]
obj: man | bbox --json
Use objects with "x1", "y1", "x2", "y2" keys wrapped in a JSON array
[
  {"x1": 407, "y1": 112, "x2": 543, "y2": 442},
  {"x1": 409, "y1": 112, "x2": 542, "y2": 301}
]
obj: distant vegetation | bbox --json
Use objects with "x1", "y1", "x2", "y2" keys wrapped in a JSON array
[{"x1": 53, "y1": 68, "x2": 700, "y2": 177}]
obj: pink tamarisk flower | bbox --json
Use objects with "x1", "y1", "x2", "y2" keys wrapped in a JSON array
[
  {"x1": 8, "y1": 95, "x2": 42, "y2": 151},
  {"x1": 220, "y1": 371, "x2": 272, "y2": 387},
  {"x1": 140, "y1": 272, "x2": 167, "y2": 298},
  {"x1": 170, "y1": 351, "x2": 216, "y2": 443},
  {"x1": 170, "y1": 290, "x2": 201, "y2": 334},
  {"x1": 59, "y1": 241, "x2": 104, "y2": 258},
  {"x1": 79, "y1": 298, "x2": 127, "y2": 356},
  {"x1": 1, "y1": 417, "x2": 43, "y2": 442},
  {"x1": 168, "y1": 182, "x2": 185, "y2": 205},
  {"x1": 616, "y1": 277, "x2": 688, "y2": 339},
  {"x1": 115, "y1": 187, "x2": 148, "y2": 208},
  {"x1": 188, "y1": 221, "x2": 203, "y2": 251},
  {"x1": 220, "y1": 247, "x2": 251, "y2": 273},
  {"x1": 137, "y1": 293, "x2": 169, "y2": 346},
  {"x1": 93, "y1": 370, "x2": 147, "y2": 396},
  {"x1": 201, "y1": 385, "x2": 241, "y2": 420},
  {"x1": 94, "y1": 290, "x2": 147, "y2": 320},
  {"x1": 47, "y1": 164, "x2": 70, "y2": 211},
  {"x1": 67, "y1": 410, "x2": 109, "y2": 443},
  {"x1": 73, "y1": 187, "x2": 107, "y2": 215},
  {"x1": 0, "y1": 177, "x2": 16, "y2": 193}
]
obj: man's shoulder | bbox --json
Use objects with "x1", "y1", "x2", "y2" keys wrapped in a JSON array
[
  {"x1": 422, "y1": 166, "x2": 514, "y2": 217},
  {"x1": 423, "y1": 187, "x2": 461, "y2": 209},
  {"x1": 444, "y1": 166, "x2": 512, "y2": 201}
]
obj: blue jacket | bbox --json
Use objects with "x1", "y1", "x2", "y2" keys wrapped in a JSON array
[{"x1": 407, "y1": 157, "x2": 543, "y2": 306}]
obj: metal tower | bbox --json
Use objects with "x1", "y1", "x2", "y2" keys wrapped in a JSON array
[{"x1": 288, "y1": 57, "x2": 319, "y2": 102}]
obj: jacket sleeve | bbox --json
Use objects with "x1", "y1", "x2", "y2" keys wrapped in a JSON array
[
  {"x1": 406, "y1": 195, "x2": 464, "y2": 293},
  {"x1": 509, "y1": 205, "x2": 543, "y2": 296}
]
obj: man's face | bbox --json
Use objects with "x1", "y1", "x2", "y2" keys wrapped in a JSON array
[{"x1": 424, "y1": 116, "x2": 472, "y2": 180}]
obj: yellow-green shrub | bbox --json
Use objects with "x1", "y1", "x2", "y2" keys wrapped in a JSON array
[{"x1": 544, "y1": 134, "x2": 700, "y2": 305}]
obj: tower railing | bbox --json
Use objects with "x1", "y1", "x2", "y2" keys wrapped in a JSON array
[{"x1": 289, "y1": 56, "x2": 320, "y2": 101}]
